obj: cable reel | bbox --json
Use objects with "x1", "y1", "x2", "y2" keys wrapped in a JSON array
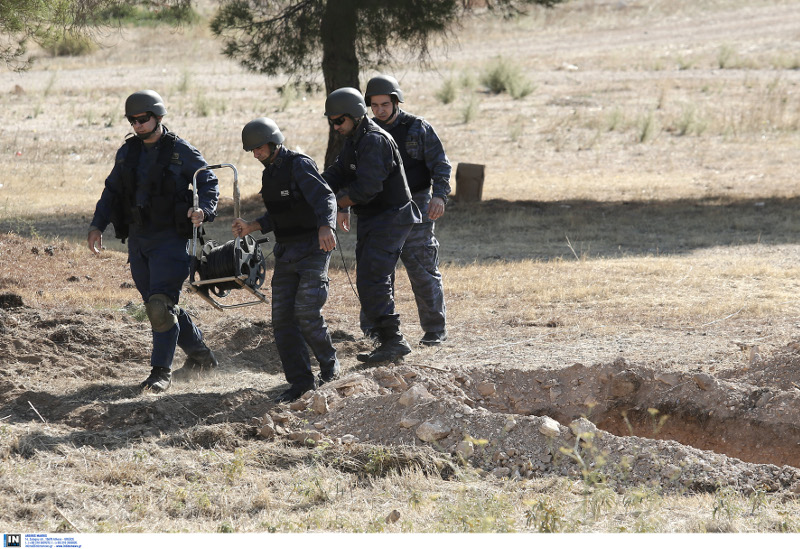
[{"x1": 187, "y1": 163, "x2": 270, "y2": 311}]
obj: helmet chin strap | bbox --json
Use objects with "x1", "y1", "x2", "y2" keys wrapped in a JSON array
[
  {"x1": 260, "y1": 144, "x2": 279, "y2": 166},
  {"x1": 136, "y1": 122, "x2": 162, "y2": 141}
]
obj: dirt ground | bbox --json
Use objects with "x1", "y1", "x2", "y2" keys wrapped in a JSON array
[
  {"x1": 2, "y1": 231, "x2": 800, "y2": 499},
  {"x1": 3, "y1": 0, "x2": 800, "y2": 533}
]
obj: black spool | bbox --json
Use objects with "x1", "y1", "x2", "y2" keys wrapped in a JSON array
[{"x1": 194, "y1": 236, "x2": 268, "y2": 298}]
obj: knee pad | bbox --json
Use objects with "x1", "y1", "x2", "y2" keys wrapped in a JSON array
[{"x1": 145, "y1": 294, "x2": 178, "y2": 333}]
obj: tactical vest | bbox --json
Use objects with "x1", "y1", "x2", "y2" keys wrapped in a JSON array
[
  {"x1": 340, "y1": 121, "x2": 411, "y2": 217},
  {"x1": 388, "y1": 113, "x2": 432, "y2": 194},
  {"x1": 110, "y1": 131, "x2": 193, "y2": 241},
  {"x1": 260, "y1": 151, "x2": 319, "y2": 243}
]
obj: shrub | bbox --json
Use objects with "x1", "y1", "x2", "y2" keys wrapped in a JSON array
[
  {"x1": 41, "y1": 34, "x2": 97, "y2": 57},
  {"x1": 92, "y1": 2, "x2": 200, "y2": 27},
  {"x1": 436, "y1": 77, "x2": 458, "y2": 104},
  {"x1": 481, "y1": 57, "x2": 534, "y2": 99}
]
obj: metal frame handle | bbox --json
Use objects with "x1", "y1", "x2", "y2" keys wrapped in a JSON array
[{"x1": 191, "y1": 163, "x2": 239, "y2": 259}]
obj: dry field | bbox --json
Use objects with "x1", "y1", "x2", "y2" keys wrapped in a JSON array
[{"x1": 3, "y1": 0, "x2": 800, "y2": 534}]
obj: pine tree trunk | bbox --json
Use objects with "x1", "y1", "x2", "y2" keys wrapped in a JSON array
[{"x1": 321, "y1": 0, "x2": 361, "y2": 168}]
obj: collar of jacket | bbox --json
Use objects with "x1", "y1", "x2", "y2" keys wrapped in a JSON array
[
  {"x1": 374, "y1": 108, "x2": 404, "y2": 131},
  {"x1": 350, "y1": 116, "x2": 372, "y2": 146}
]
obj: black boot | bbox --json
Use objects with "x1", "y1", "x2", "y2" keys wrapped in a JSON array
[
  {"x1": 274, "y1": 380, "x2": 317, "y2": 403},
  {"x1": 173, "y1": 346, "x2": 218, "y2": 380},
  {"x1": 140, "y1": 367, "x2": 172, "y2": 393},
  {"x1": 183, "y1": 346, "x2": 219, "y2": 371},
  {"x1": 357, "y1": 327, "x2": 412, "y2": 364},
  {"x1": 420, "y1": 329, "x2": 448, "y2": 346},
  {"x1": 317, "y1": 362, "x2": 341, "y2": 385}
]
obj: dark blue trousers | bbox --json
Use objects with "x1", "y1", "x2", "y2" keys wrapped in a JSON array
[
  {"x1": 271, "y1": 240, "x2": 338, "y2": 388},
  {"x1": 360, "y1": 192, "x2": 444, "y2": 334},
  {"x1": 128, "y1": 233, "x2": 207, "y2": 369},
  {"x1": 355, "y1": 210, "x2": 415, "y2": 332}
]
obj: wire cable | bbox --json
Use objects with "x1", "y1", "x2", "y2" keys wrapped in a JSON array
[{"x1": 334, "y1": 231, "x2": 359, "y2": 300}]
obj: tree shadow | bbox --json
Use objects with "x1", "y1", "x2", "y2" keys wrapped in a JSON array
[
  {"x1": 436, "y1": 196, "x2": 800, "y2": 262},
  {"x1": 4, "y1": 195, "x2": 799, "y2": 264}
]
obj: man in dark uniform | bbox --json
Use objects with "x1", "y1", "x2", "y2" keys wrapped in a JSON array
[
  {"x1": 364, "y1": 75, "x2": 451, "y2": 346},
  {"x1": 232, "y1": 118, "x2": 340, "y2": 403},
  {"x1": 321, "y1": 87, "x2": 421, "y2": 364},
  {"x1": 88, "y1": 90, "x2": 219, "y2": 393}
]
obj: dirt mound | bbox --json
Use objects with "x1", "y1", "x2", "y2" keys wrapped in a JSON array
[
  {"x1": 275, "y1": 361, "x2": 800, "y2": 495},
  {"x1": 0, "y1": 307, "x2": 149, "y2": 386}
]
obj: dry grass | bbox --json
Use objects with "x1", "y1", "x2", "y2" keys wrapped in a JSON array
[
  {"x1": 2, "y1": 422, "x2": 799, "y2": 533},
  {"x1": 3, "y1": 0, "x2": 800, "y2": 533}
]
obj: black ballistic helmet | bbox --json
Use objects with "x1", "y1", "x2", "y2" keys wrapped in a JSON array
[
  {"x1": 324, "y1": 87, "x2": 367, "y2": 118},
  {"x1": 125, "y1": 90, "x2": 167, "y2": 117},
  {"x1": 242, "y1": 117, "x2": 285, "y2": 152},
  {"x1": 364, "y1": 75, "x2": 404, "y2": 104}
]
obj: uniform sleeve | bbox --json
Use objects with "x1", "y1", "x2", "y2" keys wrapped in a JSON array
[
  {"x1": 177, "y1": 140, "x2": 219, "y2": 222},
  {"x1": 417, "y1": 119, "x2": 452, "y2": 200},
  {"x1": 255, "y1": 212, "x2": 274, "y2": 234},
  {"x1": 294, "y1": 156, "x2": 337, "y2": 229},
  {"x1": 346, "y1": 134, "x2": 395, "y2": 205},
  {"x1": 89, "y1": 147, "x2": 127, "y2": 232},
  {"x1": 321, "y1": 154, "x2": 346, "y2": 194}
]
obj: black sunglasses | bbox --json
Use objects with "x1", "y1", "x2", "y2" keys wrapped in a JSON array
[
  {"x1": 328, "y1": 115, "x2": 348, "y2": 127},
  {"x1": 127, "y1": 113, "x2": 153, "y2": 125}
]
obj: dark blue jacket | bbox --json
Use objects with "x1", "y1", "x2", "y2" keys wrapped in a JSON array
[
  {"x1": 255, "y1": 146, "x2": 337, "y2": 241},
  {"x1": 375, "y1": 109, "x2": 451, "y2": 202},
  {"x1": 322, "y1": 117, "x2": 414, "y2": 220},
  {"x1": 90, "y1": 127, "x2": 218, "y2": 238}
]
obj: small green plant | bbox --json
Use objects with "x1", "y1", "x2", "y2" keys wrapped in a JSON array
[
  {"x1": 364, "y1": 447, "x2": 391, "y2": 476},
  {"x1": 748, "y1": 488, "x2": 767, "y2": 516},
  {"x1": 587, "y1": 486, "x2": 616, "y2": 521},
  {"x1": 223, "y1": 449, "x2": 246, "y2": 483},
  {"x1": 481, "y1": 57, "x2": 534, "y2": 99},
  {"x1": 524, "y1": 499, "x2": 563, "y2": 532},
  {"x1": 436, "y1": 77, "x2": 458, "y2": 104},
  {"x1": 409, "y1": 490, "x2": 423, "y2": 510},
  {"x1": 676, "y1": 55, "x2": 696, "y2": 70},
  {"x1": 124, "y1": 302, "x2": 148, "y2": 323},
  {"x1": 637, "y1": 111, "x2": 658, "y2": 143},
  {"x1": 560, "y1": 434, "x2": 606, "y2": 484},
  {"x1": 646, "y1": 408, "x2": 669, "y2": 434},
  {"x1": 439, "y1": 490, "x2": 515, "y2": 533},
  {"x1": 462, "y1": 94, "x2": 480, "y2": 124},
  {"x1": 717, "y1": 44, "x2": 737, "y2": 69},
  {"x1": 196, "y1": 92, "x2": 213, "y2": 117},
  {"x1": 775, "y1": 510, "x2": 799, "y2": 532},
  {"x1": 197, "y1": 492, "x2": 212, "y2": 512},
  {"x1": 712, "y1": 484, "x2": 740, "y2": 520},
  {"x1": 177, "y1": 70, "x2": 191, "y2": 94},
  {"x1": 295, "y1": 477, "x2": 330, "y2": 504},
  {"x1": 218, "y1": 522, "x2": 235, "y2": 533},
  {"x1": 459, "y1": 71, "x2": 478, "y2": 90},
  {"x1": 43, "y1": 72, "x2": 58, "y2": 97},
  {"x1": 605, "y1": 107, "x2": 625, "y2": 132}
]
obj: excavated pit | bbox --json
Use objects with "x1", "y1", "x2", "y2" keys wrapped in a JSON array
[
  {"x1": 452, "y1": 360, "x2": 800, "y2": 469},
  {"x1": 283, "y1": 352, "x2": 800, "y2": 494}
]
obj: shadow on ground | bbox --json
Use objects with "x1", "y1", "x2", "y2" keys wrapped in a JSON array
[{"x1": 4, "y1": 195, "x2": 800, "y2": 262}]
